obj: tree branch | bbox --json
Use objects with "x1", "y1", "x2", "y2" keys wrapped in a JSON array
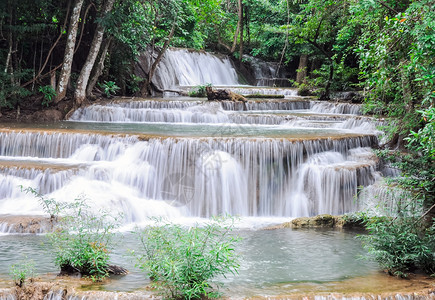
[
  {"x1": 376, "y1": 0, "x2": 398, "y2": 14},
  {"x1": 22, "y1": 0, "x2": 72, "y2": 88}
]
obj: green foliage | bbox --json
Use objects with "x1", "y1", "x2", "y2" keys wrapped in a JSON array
[
  {"x1": 9, "y1": 258, "x2": 35, "y2": 287},
  {"x1": 23, "y1": 187, "x2": 120, "y2": 281},
  {"x1": 49, "y1": 196, "x2": 120, "y2": 281},
  {"x1": 355, "y1": 0, "x2": 434, "y2": 133},
  {"x1": 295, "y1": 82, "x2": 313, "y2": 96},
  {"x1": 133, "y1": 217, "x2": 240, "y2": 299},
  {"x1": 99, "y1": 81, "x2": 120, "y2": 98},
  {"x1": 406, "y1": 107, "x2": 435, "y2": 158},
  {"x1": 360, "y1": 108, "x2": 435, "y2": 278},
  {"x1": 127, "y1": 74, "x2": 144, "y2": 94},
  {"x1": 188, "y1": 84, "x2": 211, "y2": 97},
  {"x1": 359, "y1": 214, "x2": 435, "y2": 277},
  {"x1": 0, "y1": 71, "x2": 33, "y2": 108},
  {"x1": 38, "y1": 85, "x2": 56, "y2": 107}
]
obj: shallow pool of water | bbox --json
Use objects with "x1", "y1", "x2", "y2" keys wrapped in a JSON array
[{"x1": 0, "y1": 227, "x2": 379, "y2": 297}]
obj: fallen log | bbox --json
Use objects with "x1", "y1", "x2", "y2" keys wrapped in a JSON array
[{"x1": 206, "y1": 86, "x2": 247, "y2": 103}]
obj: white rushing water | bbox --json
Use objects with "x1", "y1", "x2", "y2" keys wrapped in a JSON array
[
  {"x1": 0, "y1": 128, "x2": 379, "y2": 224},
  {"x1": 146, "y1": 48, "x2": 239, "y2": 90},
  {"x1": 0, "y1": 50, "x2": 385, "y2": 231}
]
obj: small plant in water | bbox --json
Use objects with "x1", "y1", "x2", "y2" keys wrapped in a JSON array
[
  {"x1": 23, "y1": 187, "x2": 121, "y2": 281},
  {"x1": 38, "y1": 85, "x2": 56, "y2": 107},
  {"x1": 133, "y1": 216, "x2": 240, "y2": 299},
  {"x1": 99, "y1": 80, "x2": 120, "y2": 97},
  {"x1": 9, "y1": 258, "x2": 35, "y2": 287}
]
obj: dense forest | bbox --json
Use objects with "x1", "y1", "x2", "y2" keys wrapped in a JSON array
[{"x1": 1, "y1": 0, "x2": 434, "y2": 277}]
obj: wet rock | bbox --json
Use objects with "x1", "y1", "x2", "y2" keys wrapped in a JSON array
[
  {"x1": 107, "y1": 265, "x2": 129, "y2": 275},
  {"x1": 0, "y1": 215, "x2": 52, "y2": 234},
  {"x1": 7, "y1": 282, "x2": 56, "y2": 300},
  {"x1": 336, "y1": 215, "x2": 365, "y2": 228},
  {"x1": 292, "y1": 214, "x2": 335, "y2": 228},
  {"x1": 59, "y1": 264, "x2": 129, "y2": 278},
  {"x1": 31, "y1": 109, "x2": 63, "y2": 122},
  {"x1": 264, "y1": 214, "x2": 365, "y2": 229}
]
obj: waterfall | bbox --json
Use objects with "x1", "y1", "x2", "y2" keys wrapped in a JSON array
[
  {"x1": 311, "y1": 102, "x2": 362, "y2": 115},
  {"x1": 0, "y1": 129, "x2": 378, "y2": 223},
  {"x1": 285, "y1": 149, "x2": 377, "y2": 216},
  {"x1": 70, "y1": 100, "x2": 312, "y2": 123},
  {"x1": 138, "y1": 48, "x2": 239, "y2": 90}
]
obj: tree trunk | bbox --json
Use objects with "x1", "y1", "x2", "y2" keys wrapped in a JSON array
[
  {"x1": 55, "y1": 0, "x2": 84, "y2": 103},
  {"x1": 320, "y1": 62, "x2": 333, "y2": 100},
  {"x1": 217, "y1": 0, "x2": 243, "y2": 54},
  {"x1": 230, "y1": 0, "x2": 243, "y2": 53},
  {"x1": 4, "y1": 36, "x2": 12, "y2": 75},
  {"x1": 50, "y1": 71, "x2": 56, "y2": 90},
  {"x1": 401, "y1": 61, "x2": 413, "y2": 114},
  {"x1": 141, "y1": 20, "x2": 176, "y2": 96},
  {"x1": 296, "y1": 54, "x2": 308, "y2": 84},
  {"x1": 238, "y1": 3, "x2": 244, "y2": 67},
  {"x1": 74, "y1": 0, "x2": 115, "y2": 106},
  {"x1": 86, "y1": 37, "x2": 112, "y2": 98},
  {"x1": 275, "y1": 0, "x2": 290, "y2": 78}
]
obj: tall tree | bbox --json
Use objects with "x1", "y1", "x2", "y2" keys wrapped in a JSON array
[
  {"x1": 55, "y1": 0, "x2": 84, "y2": 103},
  {"x1": 288, "y1": 0, "x2": 351, "y2": 99},
  {"x1": 74, "y1": 0, "x2": 116, "y2": 105}
]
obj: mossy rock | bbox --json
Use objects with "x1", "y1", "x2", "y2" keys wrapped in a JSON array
[
  {"x1": 265, "y1": 214, "x2": 366, "y2": 230},
  {"x1": 297, "y1": 85, "x2": 312, "y2": 96},
  {"x1": 292, "y1": 214, "x2": 335, "y2": 228}
]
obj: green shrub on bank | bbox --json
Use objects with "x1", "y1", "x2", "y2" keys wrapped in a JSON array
[
  {"x1": 133, "y1": 217, "x2": 240, "y2": 299},
  {"x1": 359, "y1": 215, "x2": 435, "y2": 277},
  {"x1": 9, "y1": 258, "x2": 35, "y2": 287},
  {"x1": 357, "y1": 190, "x2": 435, "y2": 277},
  {"x1": 99, "y1": 81, "x2": 120, "y2": 98},
  {"x1": 38, "y1": 85, "x2": 56, "y2": 107}
]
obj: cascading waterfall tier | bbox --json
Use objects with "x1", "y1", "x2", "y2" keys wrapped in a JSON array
[
  {"x1": 70, "y1": 98, "x2": 313, "y2": 122},
  {"x1": 69, "y1": 99, "x2": 367, "y2": 126},
  {"x1": 311, "y1": 101, "x2": 362, "y2": 115},
  {"x1": 137, "y1": 48, "x2": 239, "y2": 90},
  {"x1": 0, "y1": 129, "x2": 378, "y2": 222}
]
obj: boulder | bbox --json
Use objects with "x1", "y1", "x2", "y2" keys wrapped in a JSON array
[
  {"x1": 263, "y1": 214, "x2": 365, "y2": 230},
  {"x1": 291, "y1": 214, "x2": 335, "y2": 228},
  {"x1": 0, "y1": 215, "x2": 52, "y2": 234},
  {"x1": 31, "y1": 109, "x2": 63, "y2": 122}
]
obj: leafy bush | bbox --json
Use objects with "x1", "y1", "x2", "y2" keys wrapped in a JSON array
[
  {"x1": 0, "y1": 71, "x2": 32, "y2": 108},
  {"x1": 359, "y1": 101, "x2": 435, "y2": 278},
  {"x1": 407, "y1": 107, "x2": 435, "y2": 158},
  {"x1": 359, "y1": 215, "x2": 435, "y2": 277},
  {"x1": 9, "y1": 258, "x2": 35, "y2": 287},
  {"x1": 23, "y1": 188, "x2": 120, "y2": 281},
  {"x1": 38, "y1": 85, "x2": 56, "y2": 107},
  {"x1": 127, "y1": 74, "x2": 144, "y2": 94},
  {"x1": 99, "y1": 81, "x2": 120, "y2": 97},
  {"x1": 49, "y1": 196, "x2": 120, "y2": 281},
  {"x1": 296, "y1": 83, "x2": 313, "y2": 96},
  {"x1": 133, "y1": 217, "x2": 240, "y2": 299},
  {"x1": 188, "y1": 84, "x2": 211, "y2": 97}
]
